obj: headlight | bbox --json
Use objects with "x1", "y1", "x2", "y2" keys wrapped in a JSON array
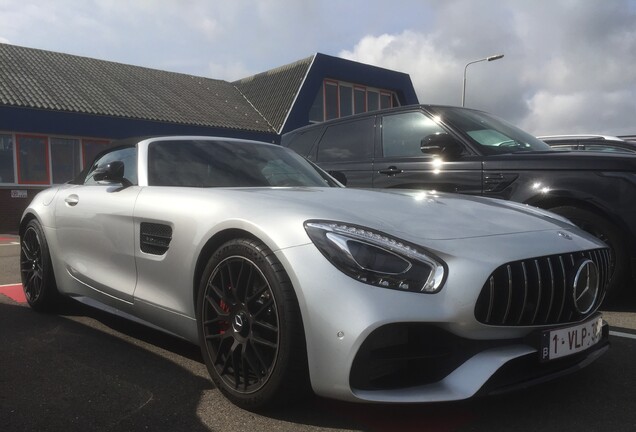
[{"x1": 304, "y1": 220, "x2": 446, "y2": 293}]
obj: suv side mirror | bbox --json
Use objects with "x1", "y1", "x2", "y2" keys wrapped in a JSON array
[
  {"x1": 328, "y1": 170, "x2": 348, "y2": 186},
  {"x1": 93, "y1": 161, "x2": 132, "y2": 186},
  {"x1": 421, "y1": 133, "x2": 462, "y2": 159}
]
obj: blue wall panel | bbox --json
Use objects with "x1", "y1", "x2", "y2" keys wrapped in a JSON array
[{"x1": 0, "y1": 106, "x2": 277, "y2": 143}]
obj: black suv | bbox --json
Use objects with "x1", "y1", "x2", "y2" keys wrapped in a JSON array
[{"x1": 282, "y1": 105, "x2": 636, "y2": 300}]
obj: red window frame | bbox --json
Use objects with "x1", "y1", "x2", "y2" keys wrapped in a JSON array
[
  {"x1": 323, "y1": 80, "x2": 340, "y2": 121},
  {"x1": 354, "y1": 86, "x2": 367, "y2": 114},
  {"x1": 380, "y1": 92, "x2": 393, "y2": 109},
  {"x1": 16, "y1": 134, "x2": 50, "y2": 185}
]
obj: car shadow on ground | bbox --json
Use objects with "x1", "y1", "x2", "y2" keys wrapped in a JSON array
[
  {"x1": 2, "y1": 297, "x2": 635, "y2": 432},
  {"x1": 0, "y1": 300, "x2": 365, "y2": 431}
]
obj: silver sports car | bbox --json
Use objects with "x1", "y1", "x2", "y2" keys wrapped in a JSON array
[{"x1": 20, "y1": 136, "x2": 610, "y2": 409}]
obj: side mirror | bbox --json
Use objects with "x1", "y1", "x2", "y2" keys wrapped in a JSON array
[
  {"x1": 92, "y1": 161, "x2": 131, "y2": 186},
  {"x1": 421, "y1": 133, "x2": 462, "y2": 159}
]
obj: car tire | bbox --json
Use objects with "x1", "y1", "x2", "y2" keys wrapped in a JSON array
[
  {"x1": 20, "y1": 219, "x2": 61, "y2": 312},
  {"x1": 549, "y1": 206, "x2": 628, "y2": 302},
  {"x1": 196, "y1": 238, "x2": 311, "y2": 410}
]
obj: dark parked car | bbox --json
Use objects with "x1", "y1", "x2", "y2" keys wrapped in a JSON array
[
  {"x1": 282, "y1": 105, "x2": 636, "y2": 300},
  {"x1": 539, "y1": 134, "x2": 636, "y2": 154}
]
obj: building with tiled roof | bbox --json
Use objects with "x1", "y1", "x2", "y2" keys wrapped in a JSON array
[{"x1": 0, "y1": 43, "x2": 418, "y2": 231}]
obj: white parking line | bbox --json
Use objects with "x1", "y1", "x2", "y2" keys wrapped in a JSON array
[{"x1": 609, "y1": 330, "x2": 636, "y2": 340}]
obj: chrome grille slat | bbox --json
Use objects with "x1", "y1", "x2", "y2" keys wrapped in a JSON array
[
  {"x1": 475, "y1": 248, "x2": 610, "y2": 326},
  {"x1": 503, "y1": 265, "x2": 512, "y2": 323},
  {"x1": 556, "y1": 256, "x2": 566, "y2": 322},
  {"x1": 531, "y1": 260, "x2": 542, "y2": 324},
  {"x1": 486, "y1": 276, "x2": 494, "y2": 322},
  {"x1": 545, "y1": 257, "x2": 555, "y2": 324}
]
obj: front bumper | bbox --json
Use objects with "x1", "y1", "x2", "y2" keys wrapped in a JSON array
[
  {"x1": 350, "y1": 320, "x2": 609, "y2": 402},
  {"x1": 275, "y1": 231, "x2": 609, "y2": 403}
]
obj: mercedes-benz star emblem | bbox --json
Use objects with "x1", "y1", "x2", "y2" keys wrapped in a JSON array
[
  {"x1": 572, "y1": 259, "x2": 599, "y2": 314},
  {"x1": 557, "y1": 231, "x2": 572, "y2": 240}
]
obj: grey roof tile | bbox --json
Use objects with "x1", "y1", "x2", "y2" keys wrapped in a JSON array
[
  {"x1": 233, "y1": 56, "x2": 313, "y2": 133},
  {"x1": 0, "y1": 43, "x2": 274, "y2": 133}
]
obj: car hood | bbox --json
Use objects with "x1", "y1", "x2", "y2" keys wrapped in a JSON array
[{"x1": 212, "y1": 187, "x2": 576, "y2": 241}]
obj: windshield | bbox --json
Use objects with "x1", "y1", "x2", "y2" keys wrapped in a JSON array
[
  {"x1": 148, "y1": 139, "x2": 338, "y2": 187},
  {"x1": 430, "y1": 106, "x2": 552, "y2": 154}
]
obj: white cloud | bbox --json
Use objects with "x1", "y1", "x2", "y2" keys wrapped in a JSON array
[
  {"x1": 0, "y1": 0, "x2": 634, "y2": 135},
  {"x1": 338, "y1": 1, "x2": 636, "y2": 135}
]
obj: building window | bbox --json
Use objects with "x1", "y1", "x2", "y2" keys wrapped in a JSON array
[
  {"x1": 0, "y1": 134, "x2": 15, "y2": 184},
  {"x1": 354, "y1": 87, "x2": 366, "y2": 114},
  {"x1": 310, "y1": 80, "x2": 398, "y2": 122},
  {"x1": 367, "y1": 90, "x2": 379, "y2": 112},
  {"x1": 51, "y1": 138, "x2": 81, "y2": 184},
  {"x1": 82, "y1": 139, "x2": 112, "y2": 168},
  {"x1": 339, "y1": 85, "x2": 353, "y2": 117},
  {"x1": 324, "y1": 81, "x2": 339, "y2": 121},
  {"x1": 17, "y1": 135, "x2": 49, "y2": 184},
  {"x1": 380, "y1": 93, "x2": 392, "y2": 110}
]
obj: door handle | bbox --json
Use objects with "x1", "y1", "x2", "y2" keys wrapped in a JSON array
[
  {"x1": 64, "y1": 194, "x2": 79, "y2": 206},
  {"x1": 378, "y1": 166, "x2": 403, "y2": 176}
]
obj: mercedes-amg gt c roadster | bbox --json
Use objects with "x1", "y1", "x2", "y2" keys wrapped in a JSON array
[{"x1": 20, "y1": 136, "x2": 609, "y2": 409}]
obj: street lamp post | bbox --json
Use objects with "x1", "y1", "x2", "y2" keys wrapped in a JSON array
[{"x1": 461, "y1": 54, "x2": 504, "y2": 107}]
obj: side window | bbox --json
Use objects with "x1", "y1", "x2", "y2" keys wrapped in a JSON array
[
  {"x1": 316, "y1": 118, "x2": 374, "y2": 163},
  {"x1": 381, "y1": 112, "x2": 446, "y2": 157},
  {"x1": 284, "y1": 128, "x2": 323, "y2": 158},
  {"x1": 84, "y1": 147, "x2": 137, "y2": 185}
]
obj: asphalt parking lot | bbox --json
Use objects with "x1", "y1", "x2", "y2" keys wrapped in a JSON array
[{"x1": 2, "y1": 237, "x2": 636, "y2": 432}]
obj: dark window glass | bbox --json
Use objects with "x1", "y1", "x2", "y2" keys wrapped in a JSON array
[
  {"x1": 392, "y1": 94, "x2": 400, "y2": 108},
  {"x1": 431, "y1": 106, "x2": 551, "y2": 154},
  {"x1": 340, "y1": 85, "x2": 353, "y2": 117},
  {"x1": 82, "y1": 139, "x2": 113, "y2": 168},
  {"x1": 317, "y1": 118, "x2": 375, "y2": 162},
  {"x1": 148, "y1": 139, "x2": 331, "y2": 187},
  {"x1": 309, "y1": 87, "x2": 324, "y2": 122},
  {"x1": 0, "y1": 134, "x2": 15, "y2": 184},
  {"x1": 325, "y1": 82, "x2": 339, "y2": 120},
  {"x1": 51, "y1": 138, "x2": 81, "y2": 184},
  {"x1": 367, "y1": 91, "x2": 379, "y2": 112},
  {"x1": 85, "y1": 147, "x2": 137, "y2": 185},
  {"x1": 283, "y1": 128, "x2": 323, "y2": 157},
  {"x1": 382, "y1": 112, "x2": 446, "y2": 157},
  {"x1": 17, "y1": 135, "x2": 48, "y2": 184},
  {"x1": 354, "y1": 88, "x2": 366, "y2": 114},
  {"x1": 380, "y1": 93, "x2": 392, "y2": 109}
]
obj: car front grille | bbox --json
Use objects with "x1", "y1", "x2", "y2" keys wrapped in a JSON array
[{"x1": 474, "y1": 248, "x2": 611, "y2": 326}]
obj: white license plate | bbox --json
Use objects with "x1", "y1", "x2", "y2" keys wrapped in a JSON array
[{"x1": 540, "y1": 315, "x2": 604, "y2": 362}]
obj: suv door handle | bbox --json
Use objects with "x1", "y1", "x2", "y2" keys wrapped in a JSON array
[{"x1": 378, "y1": 166, "x2": 403, "y2": 176}]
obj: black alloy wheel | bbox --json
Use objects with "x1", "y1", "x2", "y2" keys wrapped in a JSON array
[
  {"x1": 197, "y1": 238, "x2": 310, "y2": 409},
  {"x1": 20, "y1": 219, "x2": 60, "y2": 311}
]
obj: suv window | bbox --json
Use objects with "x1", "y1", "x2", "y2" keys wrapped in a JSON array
[
  {"x1": 284, "y1": 128, "x2": 323, "y2": 157},
  {"x1": 84, "y1": 147, "x2": 137, "y2": 185},
  {"x1": 316, "y1": 118, "x2": 374, "y2": 162},
  {"x1": 381, "y1": 112, "x2": 446, "y2": 157}
]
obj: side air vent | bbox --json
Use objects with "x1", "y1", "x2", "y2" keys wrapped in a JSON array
[{"x1": 140, "y1": 222, "x2": 172, "y2": 255}]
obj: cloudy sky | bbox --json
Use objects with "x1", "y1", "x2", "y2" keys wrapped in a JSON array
[{"x1": 1, "y1": 0, "x2": 635, "y2": 135}]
